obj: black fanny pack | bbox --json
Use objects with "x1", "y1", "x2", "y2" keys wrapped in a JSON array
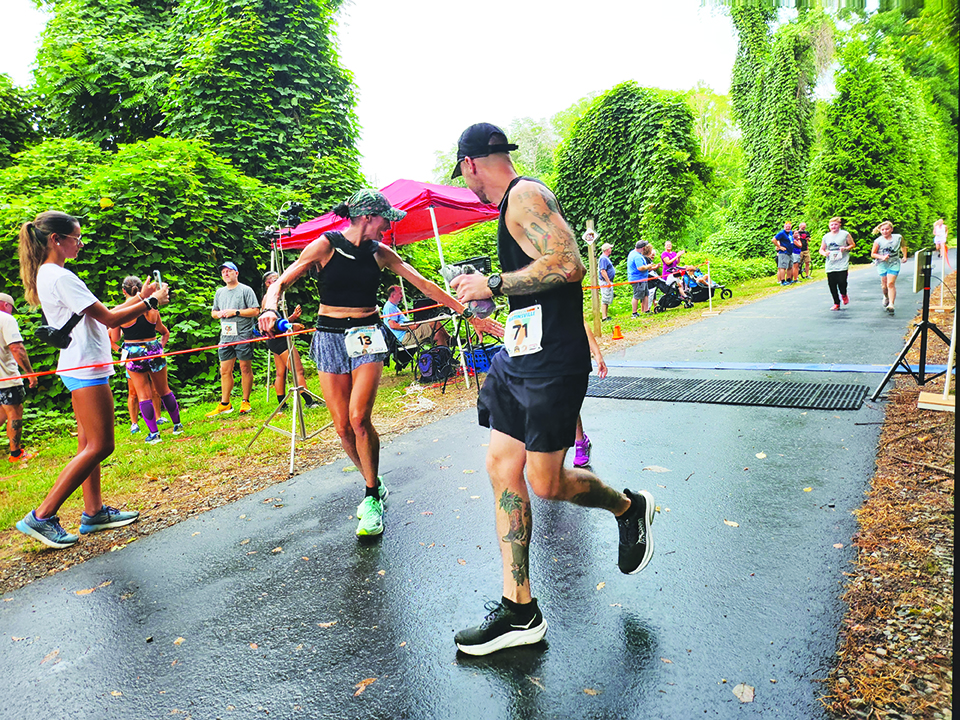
[{"x1": 36, "y1": 312, "x2": 83, "y2": 349}]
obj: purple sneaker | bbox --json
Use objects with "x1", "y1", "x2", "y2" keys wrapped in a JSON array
[{"x1": 573, "y1": 433, "x2": 591, "y2": 467}]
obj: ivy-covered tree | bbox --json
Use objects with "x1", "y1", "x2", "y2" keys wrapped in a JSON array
[
  {"x1": 553, "y1": 81, "x2": 709, "y2": 262},
  {"x1": 33, "y1": 0, "x2": 174, "y2": 150},
  {"x1": 805, "y1": 39, "x2": 953, "y2": 260},
  {"x1": 0, "y1": 75, "x2": 39, "y2": 167},
  {"x1": 711, "y1": 8, "x2": 827, "y2": 258},
  {"x1": 31, "y1": 0, "x2": 363, "y2": 206},
  {"x1": 163, "y1": 0, "x2": 364, "y2": 204}
]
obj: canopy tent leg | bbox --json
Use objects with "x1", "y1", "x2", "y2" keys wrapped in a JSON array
[{"x1": 429, "y1": 206, "x2": 470, "y2": 390}]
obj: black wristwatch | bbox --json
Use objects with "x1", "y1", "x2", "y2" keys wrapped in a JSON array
[
  {"x1": 143, "y1": 296, "x2": 159, "y2": 310},
  {"x1": 487, "y1": 273, "x2": 504, "y2": 297},
  {"x1": 234, "y1": 310, "x2": 241, "y2": 318}
]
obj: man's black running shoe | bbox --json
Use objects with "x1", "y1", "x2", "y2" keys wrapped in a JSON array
[
  {"x1": 617, "y1": 489, "x2": 655, "y2": 574},
  {"x1": 455, "y1": 599, "x2": 547, "y2": 656}
]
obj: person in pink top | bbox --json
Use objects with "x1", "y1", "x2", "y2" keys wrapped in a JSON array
[{"x1": 660, "y1": 241, "x2": 685, "y2": 276}]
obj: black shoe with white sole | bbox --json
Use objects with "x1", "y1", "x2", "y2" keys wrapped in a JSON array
[
  {"x1": 617, "y1": 488, "x2": 655, "y2": 574},
  {"x1": 455, "y1": 599, "x2": 547, "y2": 656}
]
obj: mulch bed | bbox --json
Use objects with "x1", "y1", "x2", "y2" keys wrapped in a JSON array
[{"x1": 826, "y1": 272, "x2": 955, "y2": 719}]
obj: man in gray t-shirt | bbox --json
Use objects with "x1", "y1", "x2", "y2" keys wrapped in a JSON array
[{"x1": 206, "y1": 262, "x2": 260, "y2": 417}]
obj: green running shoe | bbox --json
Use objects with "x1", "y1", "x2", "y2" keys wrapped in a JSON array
[
  {"x1": 356, "y1": 477, "x2": 388, "y2": 519},
  {"x1": 356, "y1": 497, "x2": 384, "y2": 536}
]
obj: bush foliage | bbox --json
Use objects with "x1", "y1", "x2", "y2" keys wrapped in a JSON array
[{"x1": 0, "y1": 137, "x2": 293, "y2": 413}]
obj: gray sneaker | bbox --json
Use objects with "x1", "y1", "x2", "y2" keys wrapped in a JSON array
[
  {"x1": 15, "y1": 511, "x2": 79, "y2": 549},
  {"x1": 79, "y1": 506, "x2": 140, "y2": 535}
]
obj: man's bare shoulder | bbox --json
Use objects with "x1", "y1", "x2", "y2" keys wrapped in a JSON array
[{"x1": 509, "y1": 179, "x2": 561, "y2": 214}]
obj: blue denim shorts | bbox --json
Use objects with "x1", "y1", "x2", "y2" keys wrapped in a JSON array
[{"x1": 310, "y1": 315, "x2": 388, "y2": 375}]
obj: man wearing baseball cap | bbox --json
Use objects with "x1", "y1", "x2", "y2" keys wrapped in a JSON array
[
  {"x1": 448, "y1": 122, "x2": 656, "y2": 656},
  {"x1": 206, "y1": 261, "x2": 259, "y2": 417},
  {"x1": 0, "y1": 292, "x2": 38, "y2": 462}
]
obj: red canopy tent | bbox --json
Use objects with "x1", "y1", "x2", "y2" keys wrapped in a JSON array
[{"x1": 276, "y1": 178, "x2": 499, "y2": 253}]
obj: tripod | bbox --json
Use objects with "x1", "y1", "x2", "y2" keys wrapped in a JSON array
[
  {"x1": 245, "y1": 328, "x2": 331, "y2": 475},
  {"x1": 871, "y1": 248, "x2": 952, "y2": 400}
]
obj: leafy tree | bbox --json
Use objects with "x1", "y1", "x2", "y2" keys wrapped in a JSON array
[
  {"x1": 680, "y1": 85, "x2": 744, "y2": 248},
  {"x1": 163, "y1": 0, "x2": 364, "y2": 204},
  {"x1": 33, "y1": 0, "x2": 174, "y2": 150},
  {"x1": 0, "y1": 136, "x2": 292, "y2": 411},
  {"x1": 806, "y1": 39, "x2": 953, "y2": 260},
  {"x1": 711, "y1": 8, "x2": 828, "y2": 258},
  {"x1": 553, "y1": 81, "x2": 709, "y2": 264},
  {"x1": 0, "y1": 75, "x2": 39, "y2": 167}
]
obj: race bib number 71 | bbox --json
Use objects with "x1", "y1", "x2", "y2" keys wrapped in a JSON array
[{"x1": 505, "y1": 304, "x2": 543, "y2": 357}]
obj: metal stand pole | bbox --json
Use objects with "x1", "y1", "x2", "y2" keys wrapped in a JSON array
[
  {"x1": 245, "y1": 333, "x2": 331, "y2": 475},
  {"x1": 871, "y1": 249, "x2": 952, "y2": 400}
]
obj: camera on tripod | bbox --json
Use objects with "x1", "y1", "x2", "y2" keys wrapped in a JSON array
[
  {"x1": 279, "y1": 202, "x2": 304, "y2": 228},
  {"x1": 260, "y1": 226, "x2": 280, "y2": 241}
]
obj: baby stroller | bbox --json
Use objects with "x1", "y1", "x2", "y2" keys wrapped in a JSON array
[
  {"x1": 688, "y1": 280, "x2": 733, "y2": 303},
  {"x1": 651, "y1": 274, "x2": 694, "y2": 313}
]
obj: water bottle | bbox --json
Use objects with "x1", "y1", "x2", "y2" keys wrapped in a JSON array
[
  {"x1": 274, "y1": 318, "x2": 292, "y2": 334},
  {"x1": 440, "y1": 264, "x2": 496, "y2": 319}
]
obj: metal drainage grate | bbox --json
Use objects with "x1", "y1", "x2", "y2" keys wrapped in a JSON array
[{"x1": 586, "y1": 376, "x2": 870, "y2": 411}]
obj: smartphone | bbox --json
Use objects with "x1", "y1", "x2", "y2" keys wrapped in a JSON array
[{"x1": 154, "y1": 270, "x2": 162, "y2": 286}]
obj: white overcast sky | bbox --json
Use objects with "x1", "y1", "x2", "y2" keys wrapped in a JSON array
[{"x1": 1, "y1": 0, "x2": 738, "y2": 185}]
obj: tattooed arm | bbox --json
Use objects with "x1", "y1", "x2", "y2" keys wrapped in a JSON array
[
  {"x1": 500, "y1": 181, "x2": 585, "y2": 295},
  {"x1": 451, "y1": 180, "x2": 585, "y2": 303},
  {"x1": 9, "y1": 342, "x2": 36, "y2": 388}
]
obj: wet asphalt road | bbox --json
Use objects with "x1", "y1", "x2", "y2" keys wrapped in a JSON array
[{"x1": 2, "y1": 255, "x2": 953, "y2": 719}]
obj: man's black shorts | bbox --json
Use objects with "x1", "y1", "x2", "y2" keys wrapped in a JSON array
[{"x1": 477, "y1": 354, "x2": 588, "y2": 453}]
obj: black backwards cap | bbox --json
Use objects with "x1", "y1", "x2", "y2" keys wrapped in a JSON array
[{"x1": 451, "y1": 122, "x2": 518, "y2": 178}]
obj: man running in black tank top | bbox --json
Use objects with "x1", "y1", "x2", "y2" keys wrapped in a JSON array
[{"x1": 449, "y1": 123, "x2": 656, "y2": 656}]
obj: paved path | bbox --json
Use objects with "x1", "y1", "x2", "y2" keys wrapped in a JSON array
[{"x1": 1, "y1": 253, "x2": 954, "y2": 719}]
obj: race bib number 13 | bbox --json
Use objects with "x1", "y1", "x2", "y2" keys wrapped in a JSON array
[
  {"x1": 344, "y1": 325, "x2": 388, "y2": 358},
  {"x1": 505, "y1": 304, "x2": 543, "y2": 357}
]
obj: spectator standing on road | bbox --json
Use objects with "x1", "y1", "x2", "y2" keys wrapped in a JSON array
[
  {"x1": 795, "y1": 222, "x2": 812, "y2": 279},
  {"x1": 870, "y1": 221, "x2": 908, "y2": 316},
  {"x1": 0, "y1": 292, "x2": 38, "y2": 463},
  {"x1": 382, "y1": 284, "x2": 450, "y2": 348},
  {"x1": 597, "y1": 241, "x2": 616, "y2": 321},
  {"x1": 109, "y1": 276, "x2": 183, "y2": 443},
  {"x1": 15, "y1": 210, "x2": 168, "y2": 549},
  {"x1": 819, "y1": 217, "x2": 856, "y2": 311},
  {"x1": 627, "y1": 240, "x2": 655, "y2": 317},
  {"x1": 206, "y1": 262, "x2": 259, "y2": 417},
  {"x1": 449, "y1": 122, "x2": 655, "y2": 656},
  {"x1": 258, "y1": 189, "x2": 501, "y2": 538},
  {"x1": 773, "y1": 221, "x2": 798, "y2": 285}
]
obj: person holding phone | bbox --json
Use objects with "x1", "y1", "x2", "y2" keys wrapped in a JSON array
[
  {"x1": 109, "y1": 275, "x2": 183, "y2": 443},
  {"x1": 15, "y1": 210, "x2": 168, "y2": 549}
]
